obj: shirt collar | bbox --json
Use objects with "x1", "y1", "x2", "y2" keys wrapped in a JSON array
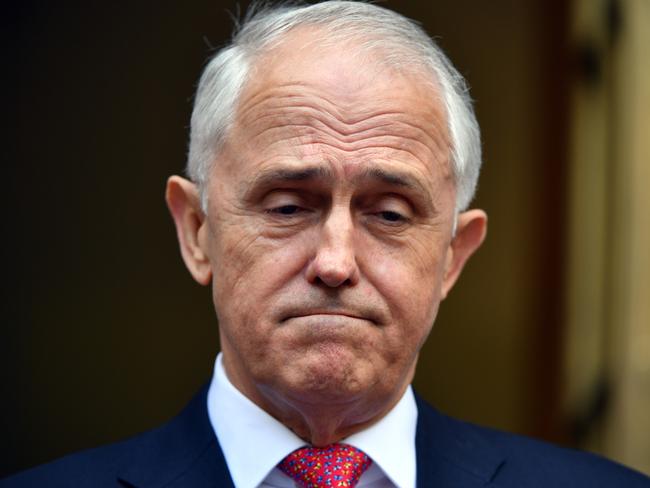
[
  {"x1": 343, "y1": 387, "x2": 417, "y2": 488},
  {"x1": 207, "y1": 353, "x2": 418, "y2": 488}
]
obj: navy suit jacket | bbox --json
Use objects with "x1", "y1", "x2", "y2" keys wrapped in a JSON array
[{"x1": 2, "y1": 385, "x2": 649, "y2": 487}]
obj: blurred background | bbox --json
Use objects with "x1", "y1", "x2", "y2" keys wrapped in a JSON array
[{"x1": 3, "y1": 0, "x2": 649, "y2": 478}]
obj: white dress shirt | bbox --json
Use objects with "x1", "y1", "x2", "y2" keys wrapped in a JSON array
[{"x1": 207, "y1": 353, "x2": 418, "y2": 488}]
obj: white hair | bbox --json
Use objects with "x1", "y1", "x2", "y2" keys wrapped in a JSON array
[{"x1": 187, "y1": 1, "x2": 482, "y2": 213}]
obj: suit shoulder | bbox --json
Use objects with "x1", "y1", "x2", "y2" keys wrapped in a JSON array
[
  {"x1": 1, "y1": 386, "x2": 218, "y2": 488},
  {"x1": 415, "y1": 397, "x2": 650, "y2": 487},
  {"x1": 456, "y1": 416, "x2": 650, "y2": 487},
  {"x1": 0, "y1": 434, "x2": 142, "y2": 488}
]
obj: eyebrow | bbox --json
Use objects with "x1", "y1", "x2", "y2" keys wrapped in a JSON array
[
  {"x1": 354, "y1": 167, "x2": 425, "y2": 191},
  {"x1": 256, "y1": 166, "x2": 333, "y2": 184},
  {"x1": 358, "y1": 165, "x2": 432, "y2": 197},
  {"x1": 241, "y1": 166, "x2": 334, "y2": 199}
]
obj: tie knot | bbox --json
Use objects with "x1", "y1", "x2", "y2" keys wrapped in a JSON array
[{"x1": 278, "y1": 443, "x2": 372, "y2": 488}]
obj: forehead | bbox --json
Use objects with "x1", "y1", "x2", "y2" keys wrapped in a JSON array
[
  {"x1": 243, "y1": 28, "x2": 443, "y2": 117},
  {"x1": 219, "y1": 28, "x2": 452, "y2": 184}
]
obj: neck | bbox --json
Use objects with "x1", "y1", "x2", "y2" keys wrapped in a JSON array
[
  {"x1": 222, "y1": 352, "x2": 415, "y2": 445},
  {"x1": 260, "y1": 383, "x2": 410, "y2": 446}
]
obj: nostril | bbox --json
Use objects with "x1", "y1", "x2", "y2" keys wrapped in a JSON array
[
  {"x1": 306, "y1": 251, "x2": 357, "y2": 287},
  {"x1": 313, "y1": 275, "x2": 352, "y2": 288}
]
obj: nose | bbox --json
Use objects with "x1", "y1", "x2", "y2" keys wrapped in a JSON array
[{"x1": 305, "y1": 207, "x2": 360, "y2": 288}]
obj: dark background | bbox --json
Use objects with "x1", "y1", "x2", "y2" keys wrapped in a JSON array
[{"x1": 3, "y1": 0, "x2": 571, "y2": 477}]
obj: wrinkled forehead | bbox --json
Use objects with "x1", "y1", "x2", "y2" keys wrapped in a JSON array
[{"x1": 227, "y1": 27, "x2": 452, "y2": 166}]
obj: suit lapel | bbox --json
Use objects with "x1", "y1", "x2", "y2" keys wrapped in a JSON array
[
  {"x1": 116, "y1": 385, "x2": 235, "y2": 488},
  {"x1": 415, "y1": 395, "x2": 505, "y2": 487}
]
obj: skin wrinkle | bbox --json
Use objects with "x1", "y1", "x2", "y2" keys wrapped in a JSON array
[
  {"x1": 243, "y1": 100, "x2": 441, "y2": 144},
  {"x1": 238, "y1": 98, "x2": 449, "y2": 165},
  {"x1": 244, "y1": 122, "x2": 443, "y2": 166},
  {"x1": 250, "y1": 121, "x2": 432, "y2": 153},
  {"x1": 235, "y1": 79, "x2": 449, "y2": 147},
  {"x1": 238, "y1": 87, "x2": 399, "y2": 129},
  {"x1": 253, "y1": 131, "x2": 443, "y2": 170},
  {"x1": 246, "y1": 105, "x2": 442, "y2": 146}
]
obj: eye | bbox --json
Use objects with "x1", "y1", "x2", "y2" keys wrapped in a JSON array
[
  {"x1": 366, "y1": 195, "x2": 413, "y2": 228},
  {"x1": 378, "y1": 210, "x2": 406, "y2": 223},
  {"x1": 262, "y1": 191, "x2": 313, "y2": 219},
  {"x1": 268, "y1": 204, "x2": 303, "y2": 216}
]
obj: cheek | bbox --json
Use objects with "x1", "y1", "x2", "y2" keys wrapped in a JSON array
[
  {"x1": 363, "y1": 239, "x2": 446, "y2": 335},
  {"x1": 211, "y1": 224, "x2": 311, "y2": 325}
]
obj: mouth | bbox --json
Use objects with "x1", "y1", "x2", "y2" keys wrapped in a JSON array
[{"x1": 280, "y1": 309, "x2": 379, "y2": 325}]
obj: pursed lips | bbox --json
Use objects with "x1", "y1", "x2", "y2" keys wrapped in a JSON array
[{"x1": 280, "y1": 310, "x2": 378, "y2": 325}]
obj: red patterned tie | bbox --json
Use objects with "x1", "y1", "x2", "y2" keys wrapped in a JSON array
[{"x1": 278, "y1": 443, "x2": 372, "y2": 488}]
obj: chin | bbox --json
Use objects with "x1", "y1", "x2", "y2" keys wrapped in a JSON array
[{"x1": 277, "y1": 350, "x2": 378, "y2": 404}]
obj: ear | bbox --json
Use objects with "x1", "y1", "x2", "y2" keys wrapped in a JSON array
[
  {"x1": 165, "y1": 175, "x2": 212, "y2": 286},
  {"x1": 441, "y1": 209, "x2": 487, "y2": 299}
]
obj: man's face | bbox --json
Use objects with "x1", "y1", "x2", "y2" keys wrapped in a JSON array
[{"x1": 172, "y1": 31, "x2": 484, "y2": 433}]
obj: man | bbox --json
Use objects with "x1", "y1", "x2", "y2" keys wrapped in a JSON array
[{"x1": 2, "y1": 2, "x2": 649, "y2": 487}]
